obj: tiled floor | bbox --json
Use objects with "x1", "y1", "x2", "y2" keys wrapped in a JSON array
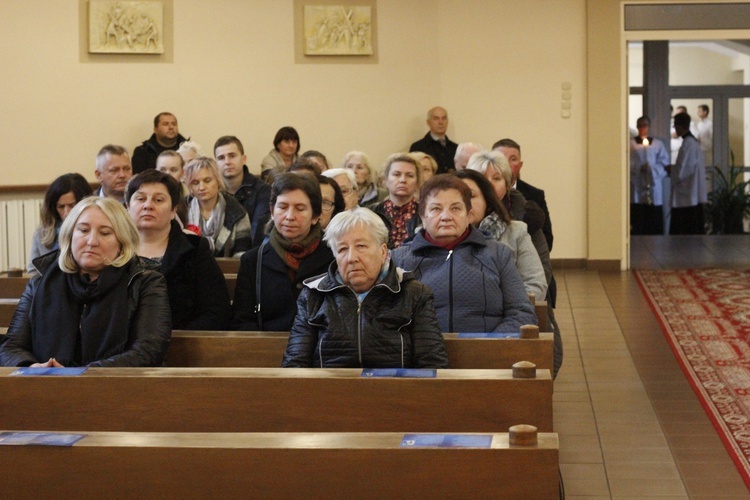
[{"x1": 555, "y1": 235, "x2": 750, "y2": 498}]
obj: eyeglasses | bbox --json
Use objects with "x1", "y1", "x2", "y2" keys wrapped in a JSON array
[
  {"x1": 340, "y1": 188, "x2": 355, "y2": 197},
  {"x1": 322, "y1": 200, "x2": 335, "y2": 211}
]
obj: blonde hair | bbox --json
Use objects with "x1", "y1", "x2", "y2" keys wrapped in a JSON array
[
  {"x1": 57, "y1": 197, "x2": 139, "y2": 273},
  {"x1": 409, "y1": 152, "x2": 438, "y2": 175},
  {"x1": 183, "y1": 157, "x2": 227, "y2": 192},
  {"x1": 383, "y1": 152, "x2": 422, "y2": 186}
]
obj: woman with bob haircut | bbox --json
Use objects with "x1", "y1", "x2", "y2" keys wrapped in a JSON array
[
  {"x1": 28, "y1": 173, "x2": 93, "y2": 273},
  {"x1": 0, "y1": 197, "x2": 171, "y2": 368},
  {"x1": 371, "y1": 153, "x2": 422, "y2": 249},
  {"x1": 410, "y1": 151, "x2": 438, "y2": 185},
  {"x1": 126, "y1": 170, "x2": 231, "y2": 330},
  {"x1": 283, "y1": 207, "x2": 449, "y2": 368},
  {"x1": 391, "y1": 175, "x2": 536, "y2": 334},
  {"x1": 453, "y1": 169, "x2": 546, "y2": 301},
  {"x1": 342, "y1": 150, "x2": 387, "y2": 206},
  {"x1": 261, "y1": 126, "x2": 301, "y2": 184},
  {"x1": 466, "y1": 150, "x2": 552, "y2": 285},
  {"x1": 231, "y1": 173, "x2": 334, "y2": 331},
  {"x1": 184, "y1": 156, "x2": 252, "y2": 258}
]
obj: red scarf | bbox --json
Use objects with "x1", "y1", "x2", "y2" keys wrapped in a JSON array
[{"x1": 424, "y1": 227, "x2": 471, "y2": 251}]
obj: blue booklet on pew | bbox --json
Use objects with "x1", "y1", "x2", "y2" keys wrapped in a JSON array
[
  {"x1": 458, "y1": 332, "x2": 520, "y2": 339},
  {"x1": 0, "y1": 432, "x2": 86, "y2": 447},
  {"x1": 10, "y1": 367, "x2": 88, "y2": 376},
  {"x1": 361, "y1": 368, "x2": 436, "y2": 378},
  {"x1": 400, "y1": 434, "x2": 493, "y2": 448}
]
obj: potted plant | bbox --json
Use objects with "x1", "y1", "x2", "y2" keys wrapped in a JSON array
[{"x1": 706, "y1": 164, "x2": 750, "y2": 234}]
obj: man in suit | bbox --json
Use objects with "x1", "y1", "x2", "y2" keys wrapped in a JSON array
[
  {"x1": 409, "y1": 106, "x2": 458, "y2": 174},
  {"x1": 494, "y1": 138, "x2": 553, "y2": 251}
]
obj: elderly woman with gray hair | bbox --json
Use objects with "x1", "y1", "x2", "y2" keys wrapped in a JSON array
[
  {"x1": 466, "y1": 150, "x2": 552, "y2": 285},
  {"x1": 0, "y1": 197, "x2": 171, "y2": 368},
  {"x1": 342, "y1": 151, "x2": 387, "y2": 206},
  {"x1": 282, "y1": 207, "x2": 449, "y2": 368}
]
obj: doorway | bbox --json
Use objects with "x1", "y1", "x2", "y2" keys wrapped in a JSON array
[{"x1": 627, "y1": 39, "x2": 750, "y2": 259}]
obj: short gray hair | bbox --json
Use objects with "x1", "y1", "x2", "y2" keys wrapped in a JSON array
[
  {"x1": 96, "y1": 144, "x2": 129, "y2": 171},
  {"x1": 466, "y1": 150, "x2": 512, "y2": 188},
  {"x1": 322, "y1": 168, "x2": 357, "y2": 191},
  {"x1": 58, "y1": 197, "x2": 139, "y2": 273},
  {"x1": 177, "y1": 140, "x2": 203, "y2": 157},
  {"x1": 341, "y1": 151, "x2": 375, "y2": 185},
  {"x1": 323, "y1": 207, "x2": 389, "y2": 250}
]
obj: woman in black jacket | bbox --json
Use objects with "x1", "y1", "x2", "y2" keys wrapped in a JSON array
[
  {"x1": 231, "y1": 174, "x2": 334, "y2": 332},
  {"x1": 0, "y1": 197, "x2": 171, "y2": 367},
  {"x1": 126, "y1": 170, "x2": 231, "y2": 330},
  {"x1": 282, "y1": 207, "x2": 448, "y2": 368}
]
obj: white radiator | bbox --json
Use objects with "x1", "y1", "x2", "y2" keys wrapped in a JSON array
[{"x1": 0, "y1": 198, "x2": 43, "y2": 271}]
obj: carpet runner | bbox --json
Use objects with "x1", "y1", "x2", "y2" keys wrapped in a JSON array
[{"x1": 635, "y1": 268, "x2": 750, "y2": 488}]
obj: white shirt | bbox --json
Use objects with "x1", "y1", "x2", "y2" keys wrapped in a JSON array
[
  {"x1": 630, "y1": 137, "x2": 670, "y2": 206},
  {"x1": 672, "y1": 134, "x2": 708, "y2": 208}
]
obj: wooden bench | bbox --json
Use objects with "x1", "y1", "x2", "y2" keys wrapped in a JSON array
[
  {"x1": 216, "y1": 257, "x2": 241, "y2": 274},
  {"x1": 0, "y1": 276, "x2": 29, "y2": 298},
  {"x1": 165, "y1": 330, "x2": 555, "y2": 371},
  {"x1": 0, "y1": 367, "x2": 553, "y2": 432},
  {"x1": 0, "y1": 430, "x2": 559, "y2": 497},
  {"x1": 0, "y1": 299, "x2": 18, "y2": 327}
]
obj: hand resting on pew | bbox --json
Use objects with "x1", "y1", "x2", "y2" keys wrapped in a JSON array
[{"x1": 0, "y1": 198, "x2": 172, "y2": 368}]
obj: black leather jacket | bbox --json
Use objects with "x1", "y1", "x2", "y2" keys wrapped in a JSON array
[
  {"x1": 0, "y1": 252, "x2": 171, "y2": 367},
  {"x1": 282, "y1": 261, "x2": 449, "y2": 368}
]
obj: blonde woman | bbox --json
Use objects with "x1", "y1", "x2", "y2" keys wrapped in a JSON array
[
  {"x1": 1, "y1": 197, "x2": 171, "y2": 367},
  {"x1": 342, "y1": 150, "x2": 387, "y2": 206},
  {"x1": 184, "y1": 157, "x2": 252, "y2": 257}
]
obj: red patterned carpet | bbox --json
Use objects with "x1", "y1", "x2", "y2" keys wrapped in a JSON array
[{"x1": 635, "y1": 268, "x2": 750, "y2": 488}]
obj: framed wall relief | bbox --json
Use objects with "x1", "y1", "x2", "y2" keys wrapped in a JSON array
[
  {"x1": 294, "y1": 0, "x2": 377, "y2": 64},
  {"x1": 88, "y1": 0, "x2": 164, "y2": 54},
  {"x1": 304, "y1": 6, "x2": 372, "y2": 56}
]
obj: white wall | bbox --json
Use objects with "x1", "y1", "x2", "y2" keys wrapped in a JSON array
[{"x1": 0, "y1": 0, "x2": 588, "y2": 259}]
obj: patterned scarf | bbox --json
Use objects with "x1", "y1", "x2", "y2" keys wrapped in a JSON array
[
  {"x1": 268, "y1": 223, "x2": 322, "y2": 279},
  {"x1": 383, "y1": 199, "x2": 417, "y2": 248}
]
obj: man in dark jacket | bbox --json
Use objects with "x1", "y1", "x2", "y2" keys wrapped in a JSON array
[
  {"x1": 493, "y1": 138, "x2": 553, "y2": 251},
  {"x1": 409, "y1": 106, "x2": 458, "y2": 174},
  {"x1": 132, "y1": 112, "x2": 189, "y2": 173},
  {"x1": 214, "y1": 135, "x2": 271, "y2": 247}
]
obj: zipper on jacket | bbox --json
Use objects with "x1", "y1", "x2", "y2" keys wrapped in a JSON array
[
  {"x1": 317, "y1": 337, "x2": 324, "y2": 368},
  {"x1": 448, "y1": 250, "x2": 454, "y2": 333},
  {"x1": 357, "y1": 297, "x2": 364, "y2": 367}
]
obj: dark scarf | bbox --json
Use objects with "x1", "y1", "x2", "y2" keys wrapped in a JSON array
[
  {"x1": 268, "y1": 223, "x2": 322, "y2": 280},
  {"x1": 31, "y1": 262, "x2": 132, "y2": 366}
]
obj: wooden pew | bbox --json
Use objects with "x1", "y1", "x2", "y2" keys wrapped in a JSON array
[
  {"x1": 0, "y1": 430, "x2": 559, "y2": 498},
  {"x1": 165, "y1": 330, "x2": 555, "y2": 371},
  {"x1": 0, "y1": 299, "x2": 18, "y2": 327},
  {"x1": 0, "y1": 276, "x2": 29, "y2": 298},
  {"x1": 0, "y1": 367, "x2": 553, "y2": 432},
  {"x1": 215, "y1": 257, "x2": 241, "y2": 274}
]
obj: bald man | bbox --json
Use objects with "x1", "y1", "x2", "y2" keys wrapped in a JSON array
[{"x1": 409, "y1": 106, "x2": 458, "y2": 174}]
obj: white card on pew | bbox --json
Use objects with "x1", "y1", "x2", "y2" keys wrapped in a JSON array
[
  {"x1": 10, "y1": 367, "x2": 88, "y2": 376},
  {"x1": 400, "y1": 434, "x2": 493, "y2": 448},
  {"x1": 458, "y1": 332, "x2": 520, "y2": 338},
  {"x1": 0, "y1": 432, "x2": 86, "y2": 446},
  {"x1": 361, "y1": 368, "x2": 436, "y2": 378}
]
